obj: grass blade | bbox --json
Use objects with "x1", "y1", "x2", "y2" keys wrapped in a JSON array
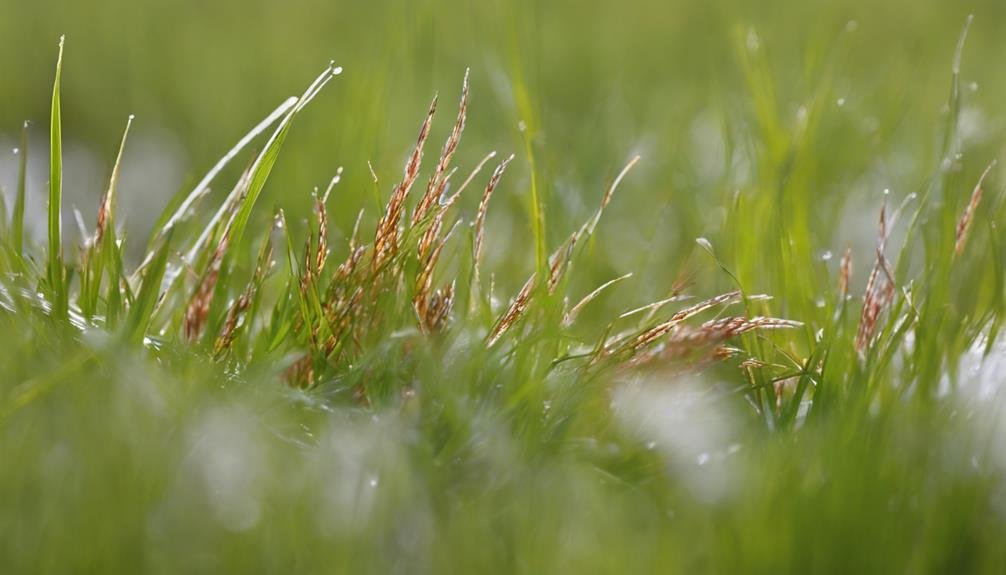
[
  {"x1": 124, "y1": 231, "x2": 172, "y2": 344},
  {"x1": 134, "y1": 96, "x2": 299, "y2": 275},
  {"x1": 13, "y1": 121, "x2": 29, "y2": 256},
  {"x1": 48, "y1": 35, "x2": 66, "y2": 318},
  {"x1": 226, "y1": 64, "x2": 340, "y2": 253},
  {"x1": 158, "y1": 97, "x2": 298, "y2": 239}
]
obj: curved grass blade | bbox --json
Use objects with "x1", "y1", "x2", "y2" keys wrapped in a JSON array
[
  {"x1": 226, "y1": 64, "x2": 341, "y2": 253},
  {"x1": 134, "y1": 96, "x2": 299, "y2": 275},
  {"x1": 157, "y1": 97, "x2": 298, "y2": 238}
]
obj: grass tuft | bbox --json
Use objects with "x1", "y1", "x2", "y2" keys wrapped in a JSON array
[{"x1": 3, "y1": 21, "x2": 1006, "y2": 572}]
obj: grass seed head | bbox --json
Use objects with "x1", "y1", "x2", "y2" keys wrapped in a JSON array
[{"x1": 955, "y1": 160, "x2": 996, "y2": 257}]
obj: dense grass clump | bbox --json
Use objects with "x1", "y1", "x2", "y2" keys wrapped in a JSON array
[{"x1": 3, "y1": 23, "x2": 1006, "y2": 573}]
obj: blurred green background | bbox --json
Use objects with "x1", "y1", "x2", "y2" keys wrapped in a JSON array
[{"x1": 2, "y1": 0, "x2": 1004, "y2": 303}]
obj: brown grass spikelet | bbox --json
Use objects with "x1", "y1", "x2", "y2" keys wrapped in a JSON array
[
  {"x1": 611, "y1": 290, "x2": 742, "y2": 356},
  {"x1": 373, "y1": 95, "x2": 438, "y2": 271},
  {"x1": 694, "y1": 315, "x2": 804, "y2": 337},
  {"x1": 487, "y1": 274, "x2": 535, "y2": 346},
  {"x1": 313, "y1": 171, "x2": 341, "y2": 275},
  {"x1": 955, "y1": 160, "x2": 996, "y2": 257},
  {"x1": 838, "y1": 244, "x2": 852, "y2": 300},
  {"x1": 627, "y1": 316, "x2": 801, "y2": 366},
  {"x1": 414, "y1": 219, "x2": 461, "y2": 332},
  {"x1": 183, "y1": 238, "x2": 227, "y2": 342},
  {"x1": 473, "y1": 153, "x2": 515, "y2": 284},
  {"x1": 855, "y1": 202, "x2": 897, "y2": 355},
  {"x1": 213, "y1": 289, "x2": 251, "y2": 356},
  {"x1": 485, "y1": 235, "x2": 575, "y2": 346},
  {"x1": 424, "y1": 282, "x2": 456, "y2": 333},
  {"x1": 214, "y1": 237, "x2": 272, "y2": 357},
  {"x1": 413, "y1": 69, "x2": 469, "y2": 226},
  {"x1": 547, "y1": 234, "x2": 579, "y2": 294}
]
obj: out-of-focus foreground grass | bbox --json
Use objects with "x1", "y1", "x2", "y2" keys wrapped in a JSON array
[{"x1": 2, "y1": 0, "x2": 1006, "y2": 573}]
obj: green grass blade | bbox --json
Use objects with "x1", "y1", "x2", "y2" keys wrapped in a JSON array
[
  {"x1": 13, "y1": 121, "x2": 29, "y2": 256},
  {"x1": 133, "y1": 96, "x2": 298, "y2": 277},
  {"x1": 102, "y1": 114, "x2": 134, "y2": 232},
  {"x1": 124, "y1": 231, "x2": 172, "y2": 344},
  {"x1": 225, "y1": 64, "x2": 340, "y2": 252},
  {"x1": 81, "y1": 115, "x2": 134, "y2": 320},
  {"x1": 158, "y1": 98, "x2": 297, "y2": 240},
  {"x1": 47, "y1": 35, "x2": 66, "y2": 318}
]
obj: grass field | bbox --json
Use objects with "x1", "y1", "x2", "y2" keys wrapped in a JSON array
[{"x1": 2, "y1": 1, "x2": 1006, "y2": 573}]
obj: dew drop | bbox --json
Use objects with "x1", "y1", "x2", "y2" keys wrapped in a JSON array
[{"x1": 836, "y1": 97, "x2": 846, "y2": 107}]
